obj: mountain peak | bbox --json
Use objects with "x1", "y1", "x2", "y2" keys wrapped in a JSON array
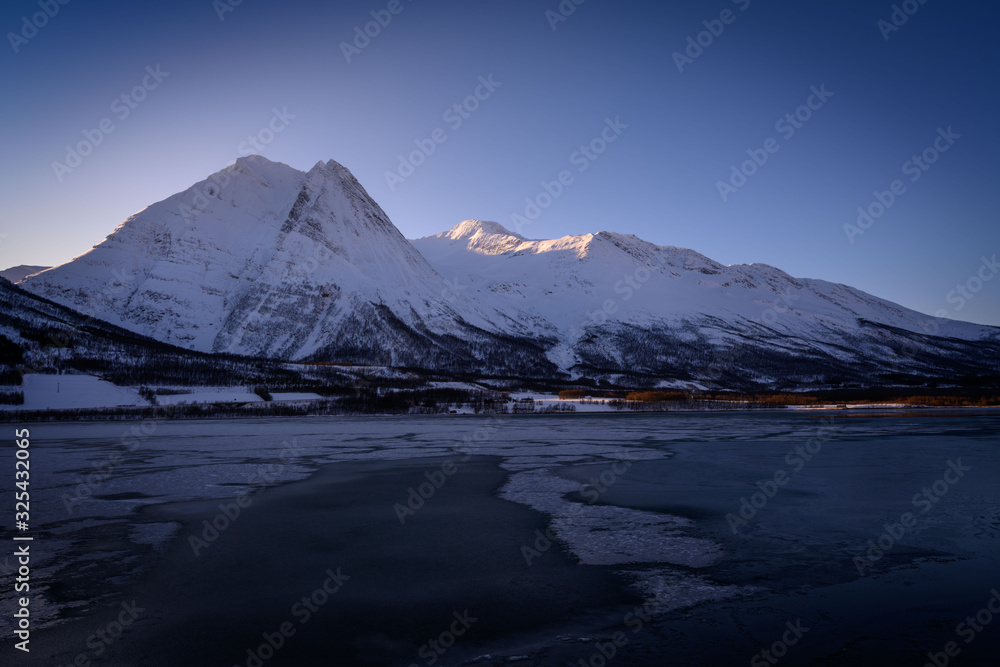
[
  {"x1": 235, "y1": 154, "x2": 282, "y2": 166},
  {"x1": 444, "y1": 220, "x2": 524, "y2": 241},
  {"x1": 305, "y1": 158, "x2": 350, "y2": 175},
  {"x1": 231, "y1": 154, "x2": 298, "y2": 176}
]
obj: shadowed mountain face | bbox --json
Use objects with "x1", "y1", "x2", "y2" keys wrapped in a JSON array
[
  {"x1": 17, "y1": 156, "x2": 1000, "y2": 389},
  {"x1": 0, "y1": 276, "x2": 279, "y2": 390}
]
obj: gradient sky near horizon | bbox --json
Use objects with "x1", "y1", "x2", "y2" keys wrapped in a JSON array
[{"x1": 1, "y1": 0, "x2": 998, "y2": 325}]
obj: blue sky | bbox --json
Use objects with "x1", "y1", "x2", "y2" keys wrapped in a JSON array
[{"x1": 2, "y1": 0, "x2": 998, "y2": 325}]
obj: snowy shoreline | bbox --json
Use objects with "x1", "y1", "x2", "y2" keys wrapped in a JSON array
[{"x1": 4, "y1": 373, "x2": 999, "y2": 421}]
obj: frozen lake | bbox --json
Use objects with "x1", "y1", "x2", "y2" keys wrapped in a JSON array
[{"x1": 2, "y1": 411, "x2": 998, "y2": 665}]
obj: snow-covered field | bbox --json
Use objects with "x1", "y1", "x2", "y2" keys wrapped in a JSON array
[
  {"x1": 0, "y1": 375, "x2": 609, "y2": 414},
  {"x1": 0, "y1": 374, "x2": 607, "y2": 414},
  {"x1": 0, "y1": 374, "x2": 148, "y2": 411},
  {"x1": 0, "y1": 374, "x2": 323, "y2": 411}
]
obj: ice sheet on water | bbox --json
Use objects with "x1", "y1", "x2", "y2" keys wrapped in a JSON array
[
  {"x1": 500, "y1": 468, "x2": 722, "y2": 568},
  {"x1": 15, "y1": 415, "x2": 733, "y2": 630},
  {"x1": 623, "y1": 567, "x2": 751, "y2": 612}
]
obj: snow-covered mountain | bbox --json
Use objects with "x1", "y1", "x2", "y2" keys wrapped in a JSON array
[
  {"x1": 0, "y1": 265, "x2": 48, "y2": 283},
  {"x1": 413, "y1": 220, "x2": 999, "y2": 385},
  {"x1": 415, "y1": 220, "x2": 989, "y2": 341},
  {"x1": 20, "y1": 157, "x2": 554, "y2": 374},
  {"x1": 18, "y1": 157, "x2": 1000, "y2": 388}
]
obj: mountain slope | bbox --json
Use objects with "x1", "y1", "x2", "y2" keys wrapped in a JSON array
[
  {"x1": 413, "y1": 220, "x2": 1000, "y2": 386},
  {"x1": 0, "y1": 276, "x2": 302, "y2": 391}
]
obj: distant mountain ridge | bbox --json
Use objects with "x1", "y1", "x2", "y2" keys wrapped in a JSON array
[
  {"x1": 17, "y1": 156, "x2": 1000, "y2": 389},
  {"x1": 414, "y1": 219, "x2": 999, "y2": 386},
  {"x1": 0, "y1": 265, "x2": 48, "y2": 283}
]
